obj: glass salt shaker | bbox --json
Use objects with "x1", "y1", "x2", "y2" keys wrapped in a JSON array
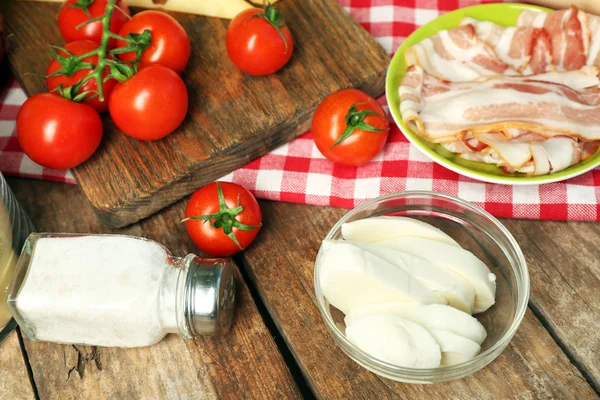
[
  {"x1": 7, "y1": 233, "x2": 236, "y2": 348},
  {"x1": 0, "y1": 172, "x2": 35, "y2": 345}
]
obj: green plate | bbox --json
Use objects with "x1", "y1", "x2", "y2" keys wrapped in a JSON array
[{"x1": 386, "y1": 3, "x2": 600, "y2": 185}]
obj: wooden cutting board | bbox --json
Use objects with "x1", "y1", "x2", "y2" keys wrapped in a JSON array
[{"x1": 3, "y1": 0, "x2": 389, "y2": 228}]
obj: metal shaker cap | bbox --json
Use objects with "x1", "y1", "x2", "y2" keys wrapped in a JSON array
[{"x1": 184, "y1": 255, "x2": 235, "y2": 337}]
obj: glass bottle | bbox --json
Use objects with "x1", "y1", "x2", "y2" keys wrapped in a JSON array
[
  {"x1": 0, "y1": 172, "x2": 35, "y2": 345},
  {"x1": 7, "y1": 233, "x2": 236, "y2": 347}
]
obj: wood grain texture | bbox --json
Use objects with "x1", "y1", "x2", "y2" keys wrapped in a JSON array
[
  {"x1": 0, "y1": 330, "x2": 35, "y2": 400},
  {"x1": 7, "y1": 178, "x2": 300, "y2": 400},
  {"x1": 240, "y1": 201, "x2": 599, "y2": 399},
  {"x1": 3, "y1": 0, "x2": 389, "y2": 228},
  {"x1": 504, "y1": 219, "x2": 600, "y2": 389}
]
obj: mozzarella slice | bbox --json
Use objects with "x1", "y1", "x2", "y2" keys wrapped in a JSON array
[
  {"x1": 429, "y1": 329, "x2": 481, "y2": 366},
  {"x1": 375, "y1": 237, "x2": 496, "y2": 313},
  {"x1": 318, "y1": 242, "x2": 446, "y2": 314},
  {"x1": 346, "y1": 303, "x2": 487, "y2": 345},
  {"x1": 345, "y1": 314, "x2": 441, "y2": 368},
  {"x1": 334, "y1": 240, "x2": 475, "y2": 314},
  {"x1": 341, "y1": 216, "x2": 459, "y2": 246}
]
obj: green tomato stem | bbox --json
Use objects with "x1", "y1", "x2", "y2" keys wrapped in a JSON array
[{"x1": 50, "y1": 0, "x2": 149, "y2": 102}]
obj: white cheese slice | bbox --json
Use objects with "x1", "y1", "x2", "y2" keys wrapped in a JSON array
[
  {"x1": 341, "y1": 216, "x2": 460, "y2": 246},
  {"x1": 429, "y1": 329, "x2": 481, "y2": 366},
  {"x1": 19, "y1": 0, "x2": 280, "y2": 19},
  {"x1": 331, "y1": 240, "x2": 475, "y2": 314},
  {"x1": 346, "y1": 302, "x2": 487, "y2": 345},
  {"x1": 375, "y1": 237, "x2": 496, "y2": 313},
  {"x1": 318, "y1": 242, "x2": 446, "y2": 314},
  {"x1": 345, "y1": 314, "x2": 442, "y2": 368}
]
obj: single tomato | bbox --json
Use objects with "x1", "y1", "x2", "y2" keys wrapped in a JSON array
[
  {"x1": 226, "y1": 4, "x2": 293, "y2": 76},
  {"x1": 45, "y1": 40, "x2": 116, "y2": 113},
  {"x1": 108, "y1": 65, "x2": 188, "y2": 140},
  {"x1": 58, "y1": 0, "x2": 130, "y2": 47},
  {"x1": 312, "y1": 89, "x2": 389, "y2": 166},
  {"x1": 114, "y1": 10, "x2": 191, "y2": 74},
  {"x1": 17, "y1": 94, "x2": 103, "y2": 170},
  {"x1": 184, "y1": 182, "x2": 262, "y2": 257}
]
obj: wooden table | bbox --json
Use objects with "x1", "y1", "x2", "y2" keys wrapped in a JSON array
[{"x1": 1, "y1": 177, "x2": 599, "y2": 399}]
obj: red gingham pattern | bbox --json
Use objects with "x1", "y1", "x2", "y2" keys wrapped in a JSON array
[{"x1": 1, "y1": 0, "x2": 599, "y2": 221}]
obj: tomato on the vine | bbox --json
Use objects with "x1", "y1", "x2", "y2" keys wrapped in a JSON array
[
  {"x1": 17, "y1": 94, "x2": 103, "y2": 170},
  {"x1": 114, "y1": 10, "x2": 191, "y2": 74},
  {"x1": 312, "y1": 89, "x2": 389, "y2": 167},
  {"x1": 183, "y1": 182, "x2": 262, "y2": 257},
  {"x1": 58, "y1": 0, "x2": 130, "y2": 47},
  {"x1": 45, "y1": 40, "x2": 116, "y2": 113},
  {"x1": 108, "y1": 65, "x2": 188, "y2": 140},
  {"x1": 226, "y1": 4, "x2": 294, "y2": 76}
]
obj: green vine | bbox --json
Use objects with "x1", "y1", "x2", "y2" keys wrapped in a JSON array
[{"x1": 49, "y1": 0, "x2": 152, "y2": 102}]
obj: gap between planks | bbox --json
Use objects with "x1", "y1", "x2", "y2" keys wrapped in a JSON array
[
  {"x1": 233, "y1": 253, "x2": 317, "y2": 400},
  {"x1": 527, "y1": 301, "x2": 600, "y2": 396},
  {"x1": 17, "y1": 328, "x2": 40, "y2": 400}
]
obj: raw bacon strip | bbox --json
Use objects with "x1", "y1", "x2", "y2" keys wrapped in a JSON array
[
  {"x1": 517, "y1": 6, "x2": 589, "y2": 71},
  {"x1": 531, "y1": 66, "x2": 599, "y2": 90},
  {"x1": 461, "y1": 17, "x2": 554, "y2": 74},
  {"x1": 588, "y1": 14, "x2": 600, "y2": 68},
  {"x1": 399, "y1": 66, "x2": 600, "y2": 143},
  {"x1": 404, "y1": 24, "x2": 517, "y2": 81},
  {"x1": 582, "y1": 141, "x2": 600, "y2": 159},
  {"x1": 399, "y1": 65, "x2": 425, "y2": 134}
]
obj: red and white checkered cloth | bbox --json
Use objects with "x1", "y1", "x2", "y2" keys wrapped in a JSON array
[{"x1": 2, "y1": 0, "x2": 600, "y2": 221}]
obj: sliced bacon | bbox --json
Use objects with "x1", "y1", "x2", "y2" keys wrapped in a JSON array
[
  {"x1": 399, "y1": 66, "x2": 600, "y2": 143},
  {"x1": 528, "y1": 29, "x2": 554, "y2": 74},
  {"x1": 582, "y1": 141, "x2": 600, "y2": 160},
  {"x1": 517, "y1": 6, "x2": 588, "y2": 71},
  {"x1": 404, "y1": 24, "x2": 517, "y2": 81},
  {"x1": 461, "y1": 17, "x2": 554, "y2": 74},
  {"x1": 588, "y1": 14, "x2": 600, "y2": 68}
]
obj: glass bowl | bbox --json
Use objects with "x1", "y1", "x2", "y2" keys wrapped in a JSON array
[{"x1": 313, "y1": 191, "x2": 529, "y2": 383}]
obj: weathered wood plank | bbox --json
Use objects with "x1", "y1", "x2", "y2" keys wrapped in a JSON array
[
  {"x1": 240, "y1": 201, "x2": 598, "y2": 399},
  {"x1": 503, "y1": 219, "x2": 600, "y2": 389},
  {"x1": 3, "y1": 0, "x2": 389, "y2": 228},
  {"x1": 0, "y1": 330, "x2": 36, "y2": 400},
  {"x1": 7, "y1": 178, "x2": 300, "y2": 400}
]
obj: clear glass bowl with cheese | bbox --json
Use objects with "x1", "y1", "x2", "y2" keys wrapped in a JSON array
[{"x1": 314, "y1": 191, "x2": 529, "y2": 383}]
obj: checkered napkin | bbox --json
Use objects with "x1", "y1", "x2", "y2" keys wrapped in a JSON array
[{"x1": 1, "y1": 0, "x2": 599, "y2": 221}]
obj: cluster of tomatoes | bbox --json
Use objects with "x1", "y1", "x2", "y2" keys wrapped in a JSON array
[
  {"x1": 17, "y1": 0, "x2": 191, "y2": 170},
  {"x1": 16, "y1": 0, "x2": 298, "y2": 172}
]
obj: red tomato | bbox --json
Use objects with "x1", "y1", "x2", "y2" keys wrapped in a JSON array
[
  {"x1": 184, "y1": 182, "x2": 262, "y2": 257},
  {"x1": 17, "y1": 94, "x2": 103, "y2": 170},
  {"x1": 312, "y1": 89, "x2": 389, "y2": 166},
  {"x1": 58, "y1": 0, "x2": 130, "y2": 47},
  {"x1": 45, "y1": 40, "x2": 116, "y2": 113},
  {"x1": 226, "y1": 5, "x2": 294, "y2": 76},
  {"x1": 108, "y1": 65, "x2": 188, "y2": 140},
  {"x1": 115, "y1": 11, "x2": 191, "y2": 74}
]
